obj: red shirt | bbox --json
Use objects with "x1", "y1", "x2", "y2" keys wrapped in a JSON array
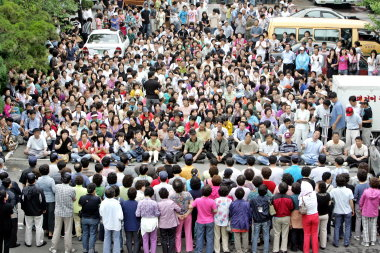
[
  {"x1": 263, "y1": 180, "x2": 276, "y2": 193},
  {"x1": 272, "y1": 194, "x2": 294, "y2": 217},
  {"x1": 150, "y1": 177, "x2": 168, "y2": 187},
  {"x1": 78, "y1": 140, "x2": 92, "y2": 152}
]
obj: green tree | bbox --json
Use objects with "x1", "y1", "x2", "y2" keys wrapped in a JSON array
[
  {"x1": 0, "y1": 1, "x2": 57, "y2": 89},
  {"x1": 361, "y1": 0, "x2": 380, "y2": 35}
]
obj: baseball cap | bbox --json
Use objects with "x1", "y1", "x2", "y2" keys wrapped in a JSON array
[
  {"x1": 177, "y1": 126, "x2": 185, "y2": 133},
  {"x1": 130, "y1": 98, "x2": 136, "y2": 103},
  {"x1": 159, "y1": 171, "x2": 168, "y2": 180},
  {"x1": 91, "y1": 111, "x2": 98, "y2": 117},
  {"x1": 143, "y1": 107, "x2": 149, "y2": 113},
  {"x1": 127, "y1": 75, "x2": 133, "y2": 79},
  {"x1": 284, "y1": 132, "x2": 292, "y2": 139},
  {"x1": 0, "y1": 158, "x2": 4, "y2": 164},
  {"x1": 184, "y1": 154, "x2": 193, "y2": 161},
  {"x1": 123, "y1": 119, "x2": 130, "y2": 125},
  {"x1": 100, "y1": 123, "x2": 107, "y2": 128},
  {"x1": 346, "y1": 107, "x2": 354, "y2": 116},
  {"x1": 299, "y1": 46, "x2": 305, "y2": 51}
]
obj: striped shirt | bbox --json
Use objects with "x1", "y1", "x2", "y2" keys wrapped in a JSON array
[{"x1": 279, "y1": 141, "x2": 298, "y2": 154}]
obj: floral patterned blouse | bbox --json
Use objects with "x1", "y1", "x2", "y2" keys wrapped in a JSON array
[{"x1": 214, "y1": 196, "x2": 232, "y2": 226}]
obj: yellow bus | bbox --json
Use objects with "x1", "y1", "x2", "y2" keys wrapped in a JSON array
[{"x1": 267, "y1": 17, "x2": 380, "y2": 55}]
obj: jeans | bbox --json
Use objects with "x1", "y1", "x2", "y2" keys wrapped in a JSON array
[
  {"x1": 146, "y1": 98, "x2": 160, "y2": 112},
  {"x1": 334, "y1": 213, "x2": 352, "y2": 246},
  {"x1": 195, "y1": 222, "x2": 214, "y2": 253},
  {"x1": 160, "y1": 227, "x2": 176, "y2": 253},
  {"x1": 233, "y1": 154, "x2": 255, "y2": 165},
  {"x1": 142, "y1": 23, "x2": 150, "y2": 37},
  {"x1": 125, "y1": 231, "x2": 140, "y2": 253},
  {"x1": 43, "y1": 202, "x2": 55, "y2": 233},
  {"x1": 104, "y1": 229, "x2": 121, "y2": 253},
  {"x1": 338, "y1": 69, "x2": 348, "y2": 75},
  {"x1": 257, "y1": 156, "x2": 270, "y2": 165},
  {"x1": 71, "y1": 153, "x2": 92, "y2": 162},
  {"x1": 252, "y1": 220, "x2": 270, "y2": 253},
  {"x1": 82, "y1": 218, "x2": 99, "y2": 253},
  {"x1": 301, "y1": 154, "x2": 318, "y2": 165},
  {"x1": 129, "y1": 149, "x2": 144, "y2": 162}
]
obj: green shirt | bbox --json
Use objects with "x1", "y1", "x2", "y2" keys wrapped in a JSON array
[
  {"x1": 73, "y1": 185, "x2": 87, "y2": 214},
  {"x1": 147, "y1": 139, "x2": 161, "y2": 149},
  {"x1": 119, "y1": 186, "x2": 129, "y2": 200},
  {"x1": 184, "y1": 138, "x2": 204, "y2": 153},
  {"x1": 95, "y1": 186, "x2": 105, "y2": 199}
]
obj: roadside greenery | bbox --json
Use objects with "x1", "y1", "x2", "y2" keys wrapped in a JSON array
[{"x1": 361, "y1": 0, "x2": 380, "y2": 35}]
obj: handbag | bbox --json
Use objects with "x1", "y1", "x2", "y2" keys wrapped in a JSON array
[
  {"x1": 299, "y1": 196, "x2": 308, "y2": 215},
  {"x1": 348, "y1": 62, "x2": 357, "y2": 73},
  {"x1": 269, "y1": 200, "x2": 276, "y2": 216},
  {"x1": 373, "y1": 69, "x2": 379, "y2": 75}
]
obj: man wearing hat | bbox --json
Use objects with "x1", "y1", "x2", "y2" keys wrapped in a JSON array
[
  {"x1": 345, "y1": 107, "x2": 362, "y2": 149},
  {"x1": 21, "y1": 173, "x2": 47, "y2": 248},
  {"x1": 295, "y1": 46, "x2": 310, "y2": 76},
  {"x1": 24, "y1": 128, "x2": 49, "y2": 159},
  {"x1": 184, "y1": 129, "x2": 206, "y2": 163},
  {"x1": 360, "y1": 99, "x2": 373, "y2": 146},
  {"x1": 279, "y1": 132, "x2": 299, "y2": 166},
  {"x1": 99, "y1": 123, "x2": 114, "y2": 145}
]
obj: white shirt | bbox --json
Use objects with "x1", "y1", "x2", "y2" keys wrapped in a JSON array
[
  {"x1": 220, "y1": 167, "x2": 241, "y2": 183},
  {"x1": 299, "y1": 190, "x2": 318, "y2": 215},
  {"x1": 99, "y1": 197, "x2": 124, "y2": 231},
  {"x1": 310, "y1": 54, "x2": 323, "y2": 73},
  {"x1": 27, "y1": 136, "x2": 48, "y2": 151},
  {"x1": 310, "y1": 166, "x2": 331, "y2": 182},
  {"x1": 269, "y1": 167, "x2": 284, "y2": 185},
  {"x1": 294, "y1": 109, "x2": 310, "y2": 130}
]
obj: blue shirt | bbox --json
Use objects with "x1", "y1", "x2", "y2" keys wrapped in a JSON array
[
  {"x1": 179, "y1": 11, "x2": 188, "y2": 24},
  {"x1": 346, "y1": 114, "x2": 362, "y2": 130},
  {"x1": 330, "y1": 101, "x2": 345, "y2": 129},
  {"x1": 296, "y1": 52, "x2": 310, "y2": 70},
  {"x1": 233, "y1": 128, "x2": 249, "y2": 141},
  {"x1": 25, "y1": 117, "x2": 41, "y2": 132},
  {"x1": 284, "y1": 165, "x2": 302, "y2": 182},
  {"x1": 248, "y1": 115, "x2": 259, "y2": 126},
  {"x1": 9, "y1": 122, "x2": 22, "y2": 136},
  {"x1": 354, "y1": 183, "x2": 369, "y2": 202},
  {"x1": 303, "y1": 138, "x2": 323, "y2": 158},
  {"x1": 121, "y1": 200, "x2": 140, "y2": 231}
]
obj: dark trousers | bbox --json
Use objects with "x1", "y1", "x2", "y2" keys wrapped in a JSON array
[
  {"x1": 160, "y1": 227, "x2": 176, "y2": 253},
  {"x1": 0, "y1": 230, "x2": 10, "y2": 253},
  {"x1": 125, "y1": 231, "x2": 140, "y2": 253},
  {"x1": 43, "y1": 202, "x2": 55, "y2": 232},
  {"x1": 290, "y1": 228, "x2": 304, "y2": 251},
  {"x1": 283, "y1": 63, "x2": 295, "y2": 75},
  {"x1": 206, "y1": 152, "x2": 232, "y2": 163},
  {"x1": 10, "y1": 218, "x2": 17, "y2": 247},
  {"x1": 187, "y1": 152, "x2": 206, "y2": 161},
  {"x1": 279, "y1": 156, "x2": 291, "y2": 164},
  {"x1": 160, "y1": 151, "x2": 183, "y2": 163},
  {"x1": 347, "y1": 156, "x2": 369, "y2": 168}
]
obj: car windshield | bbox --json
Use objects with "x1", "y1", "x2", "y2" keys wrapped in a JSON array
[{"x1": 87, "y1": 34, "x2": 119, "y2": 44}]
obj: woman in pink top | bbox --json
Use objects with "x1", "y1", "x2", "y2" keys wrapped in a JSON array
[
  {"x1": 359, "y1": 177, "x2": 380, "y2": 247},
  {"x1": 210, "y1": 175, "x2": 222, "y2": 200},
  {"x1": 337, "y1": 48, "x2": 349, "y2": 75},
  {"x1": 191, "y1": 185, "x2": 217, "y2": 253}
]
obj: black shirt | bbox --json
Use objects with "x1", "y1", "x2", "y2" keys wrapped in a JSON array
[
  {"x1": 317, "y1": 192, "x2": 331, "y2": 216},
  {"x1": 0, "y1": 202, "x2": 13, "y2": 230},
  {"x1": 362, "y1": 107, "x2": 372, "y2": 128},
  {"x1": 55, "y1": 136, "x2": 72, "y2": 154},
  {"x1": 19, "y1": 167, "x2": 34, "y2": 185},
  {"x1": 141, "y1": 9, "x2": 150, "y2": 24},
  {"x1": 143, "y1": 79, "x2": 161, "y2": 99},
  {"x1": 79, "y1": 194, "x2": 101, "y2": 219}
]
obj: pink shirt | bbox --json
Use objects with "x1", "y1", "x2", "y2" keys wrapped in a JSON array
[
  {"x1": 192, "y1": 196, "x2": 216, "y2": 224},
  {"x1": 338, "y1": 55, "x2": 348, "y2": 71}
]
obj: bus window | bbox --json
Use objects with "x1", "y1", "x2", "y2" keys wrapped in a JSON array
[
  {"x1": 314, "y1": 29, "x2": 340, "y2": 42},
  {"x1": 298, "y1": 28, "x2": 313, "y2": 41},
  {"x1": 274, "y1": 28, "x2": 296, "y2": 40},
  {"x1": 358, "y1": 29, "x2": 380, "y2": 43}
]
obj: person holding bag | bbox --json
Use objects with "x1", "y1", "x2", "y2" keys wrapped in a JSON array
[{"x1": 299, "y1": 181, "x2": 319, "y2": 253}]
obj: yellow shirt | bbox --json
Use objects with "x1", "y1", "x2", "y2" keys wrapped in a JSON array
[
  {"x1": 224, "y1": 121, "x2": 233, "y2": 136},
  {"x1": 180, "y1": 165, "x2": 196, "y2": 180},
  {"x1": 196, "y1": 128, "x2": 211, "y2": 142}
]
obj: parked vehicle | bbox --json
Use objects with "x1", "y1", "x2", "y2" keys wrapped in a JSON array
[
  {"x1": 82, "y1": 29, "x2": 129, "y2": 57},
  {"x1": 290, "y1": 7, "x2": 357, "y2": 19}
]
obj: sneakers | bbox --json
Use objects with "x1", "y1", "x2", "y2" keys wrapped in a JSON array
[
  {"x1": 49, "y1": 247, "x2": 57, "y2": 253},
  {"x1": 65, "y1": 249, "x2": 76, "y2": 253},
  {"x1": 371, "y1": 242, "x2": 376, "y2": 246},
  {"x1": 361, "y1": 242, "x2": 370, "y2": 247},
  {"x1": 354, "y1": 236, "x2": 360, "y2": 240}
]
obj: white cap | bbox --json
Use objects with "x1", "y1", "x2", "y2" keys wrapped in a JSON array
[
  {"x1": 237, "y1": 84, "x2": 244, "y2": 90},
  {"x1": 127, "y1": 75, "x2": 133, "y2": 79},
  {"x1": 217, "y1": 88, "x2": 223, "y2": 93},
  {"x1": 299, "y1": 46, "x2": 305, "y2": 51}
]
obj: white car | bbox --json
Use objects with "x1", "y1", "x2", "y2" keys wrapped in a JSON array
[
  {"x1": 83, "y1": 29, "x2": 129, "y2": 57},
  {"x1": 290, "y1": 8, "x2": 357, "y2": 19}
]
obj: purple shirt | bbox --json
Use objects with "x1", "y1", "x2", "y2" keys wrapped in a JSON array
[
  {"x1": 157, "y1": 199, "x2": 181, "y2": 229},
  {"x1": 135, "y1": 197, "x2": 160, "y2": 218}
]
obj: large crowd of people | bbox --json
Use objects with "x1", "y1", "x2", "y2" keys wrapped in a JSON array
[{"x1": 0, "y1": 0, "x2": 380, "y2": 252}]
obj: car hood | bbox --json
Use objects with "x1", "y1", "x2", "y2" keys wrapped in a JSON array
[{"x1": 84, "y1": 43, "x2": 121, "y2": 49}]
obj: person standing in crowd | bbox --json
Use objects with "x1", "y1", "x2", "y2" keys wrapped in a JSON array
[
  {"x1": 49, "y1": 173, "x2": 76, "y2": 253},
  {"x1": 79, "y1": 183, "x2": 101, "y2": 253},
  {"x1": 330, "y1": 174, "x2": 355, "y2": 247},
  {"x1": 21, "y1": 173, "x2": 47, "y2": 248},
  {"x1": 36, "y1": 164, "x2": 55, "y2": 240},
  {"x1": 0, "y1": 190, "x2": 13, "y2": 253},
  {"x1": 136, "y1": 186, "x2": 160, "y2": 253},
  {"x1": 214, "y1": 186, "x2": 231, "y2": 253},
  {"x1": 191, "y1": 185, "x2": 216, "y2": 253},
  {"x1": 100, "y1": 187, "x2": 124, "y2": 253},
  {"x1": 360, "y1": 99, "x2": 373, "y2": 147},
  {"x1": 359, "y1": 177, "x2": 380, "y2": 247},
  {"x1": 121, "y1": 188, "x2": 141, "y2": 253},
  {"x1": 157, "y1": 188, "x2": 181, "y2": 253}
]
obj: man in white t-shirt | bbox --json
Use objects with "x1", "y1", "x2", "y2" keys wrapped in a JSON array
[
  {"x1": 24, "y1": 128, "x2": 49, "y2": 159},
  {"x1": 310, "y1": 154, "x2": 331, "y2": 183}
]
